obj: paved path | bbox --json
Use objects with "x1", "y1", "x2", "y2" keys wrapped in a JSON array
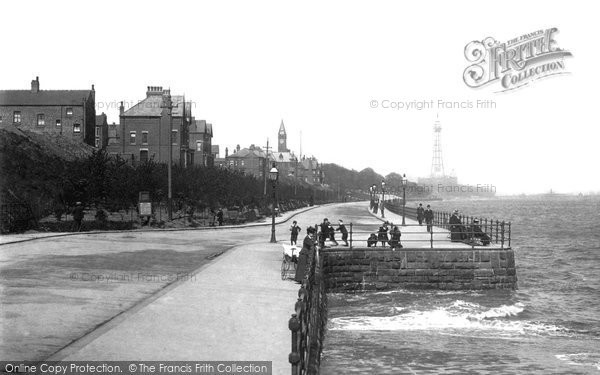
[
  {"x1": 0, "y1": 205, "x2": 320, "y2": 246},
  {"x1": 50, "y1": 242, "x2": 298, "y2": 373},
  {"x1": 2, "y1": 201, "x2": 500, "y2": 373}
]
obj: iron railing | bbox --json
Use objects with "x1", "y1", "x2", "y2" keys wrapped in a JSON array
[
  {"x1": 313, "y1": 210, "x2": 511, "y2": 250},
  {"x1": 288, "y1": 231, "x2": 327, "y2": 375},
  {"x1": 383, "y1": 201, "x2": 511, "y2": 248}
]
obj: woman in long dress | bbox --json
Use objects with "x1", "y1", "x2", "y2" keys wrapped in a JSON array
[{"x1": 295, "y1": 226, "x2": 316, "y2": 283}]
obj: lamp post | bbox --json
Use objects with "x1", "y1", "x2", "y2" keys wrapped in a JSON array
[
  {"x1": 371, "y1": 184, "x2": 377, "y2": 213},
  {"x1": 381, "y1": 180, "x2": 386, "y2": 218},
  {"x1": 269, "y1": 163, "x2": 279, "y2": 243},
  {"x1": 161, "y1": 92, "x2": 173, "y2": 221},
  {"x1": 401, "y1": 173, "x2": 408, "y2": 226}
]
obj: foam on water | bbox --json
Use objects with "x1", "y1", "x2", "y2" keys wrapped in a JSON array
[
  {"x1": 328, "y1": 300, "x2": 573, "y2": 337},
  {"x1": 555, "y1": 353, "x2": 600, "y2": 371}
]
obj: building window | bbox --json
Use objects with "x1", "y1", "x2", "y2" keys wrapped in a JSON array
[
  {"x1": 196, "y1": 141, "x2": 202, "y2": 152},
  {"x1": 95, "y1": 127, "x2": 100, "y2": 137},
  {"x1": 171, "y1": 130, "x2": 178, "y2": 145},
  {"x1": 56, "y1": 119, "x2": 61, "y2": 127},
  {"x1": 142, "y1": 131, "x2": 148, "y2": 145},
  {"x1": 73, "y1": 123, "x2": 81, "y2": 133},
  {"x1": 241, "y1": 160, "x2": 245, "y2": 166},
  {"x1": 13, "y1": 111, "x2": 21, "y2": 123},
  {"x1": 0, "y1": 116, "x2": 2, "y2": 124},
  {"x1": 140, "y1": 149, "x2": 149, "y2": 163},
  {"x1": 95, "y1": 138, "x2": 100, "y2": 148},
  {"x1": 66, "y1": 108, "x2": 73, "y2": 116},
  {"x1": 37, "y1": 114, "x2": 45, "y2": 126},
  {"x1": 129, "y1": 131, "x2": 136, "y2": 145}
]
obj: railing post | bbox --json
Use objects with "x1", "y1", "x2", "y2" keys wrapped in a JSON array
[
  {"x1": 430, "y1": 225, "x2": 433, "y2": 249},
  {"x1": 495, "y1": 220, "x2": 499, "y2": 244},
  {"x1": 289, "y1": 313, "x2": 300, "y2": 375},
  {"x1": 349, "y1": 223, "x2": 353, "y2": 250},
  {"x1": 501, "y1": 221, "x2": 505, "y2": 249}
]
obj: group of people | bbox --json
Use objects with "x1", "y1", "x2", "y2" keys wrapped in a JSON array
[
  {"x1": 366, "y1": 221, "x2": 403, "y2": 249},
  {"x1": 416, "y1": 203, "x2": 434, "y2": 232},
  {"x1": 290, "y1": 218, "x2": 349, "y2": 247},
  {"x1": 449, "y1": 209, "x2": 491, "y2": 245},
  {"x1": 291, "y1": 217, "x2": 349, "y2": 283}
]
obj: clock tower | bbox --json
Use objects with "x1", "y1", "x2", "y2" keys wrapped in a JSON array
[{"x1": 278, "y1": 119, "x2": 288, "y2": 152}]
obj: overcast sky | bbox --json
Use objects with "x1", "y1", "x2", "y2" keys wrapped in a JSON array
[{"x1": 2, "y1": 0, "x2": 598, "y2": 194}]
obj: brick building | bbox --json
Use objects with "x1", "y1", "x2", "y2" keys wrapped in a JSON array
[
  {"x1": 225, "y1": 144, "x2": 269, "y2": 179},
  {"x1": 115, "y1": 86, "x2": 192, "y2": 166},
  {"x1": 271, "y1": 150, "x2": 299, "y2": 178},
  {"x1": 0, "y1": 76, "x2": 95, "y2": 145},
  {"x1": 95, "y1": 112, "x2": 109, "y2": 149},
  {"x1": 299, "y1": 156, "x2": 324, "y2": 185},
  {"x1": 188, "y1": 119, "x2": 213, "y2": 166}
]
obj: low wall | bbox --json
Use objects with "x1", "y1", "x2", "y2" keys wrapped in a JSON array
[{"x1": 322, "y1": 248, "x2": 517, "y2": 291}]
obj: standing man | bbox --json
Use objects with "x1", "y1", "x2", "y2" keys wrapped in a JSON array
[
  {"x1": 416, "y1": 203, "x2": 425, "y2": 225},
  {"x1": 72, "y1": 201, "x2": 84, "y2": 232},
  {"x1": 336, "y1": 219, "x2": 349, "y2": 246},
  {"x1": 216, "y1": 208, "x2": 224, "y2": 226},
  {"x1": 290, "y1": 220, "x2": 301, "y2": 246},
  {"x1": 424, "y1": 204, "x2": 434, "y2": 233}
]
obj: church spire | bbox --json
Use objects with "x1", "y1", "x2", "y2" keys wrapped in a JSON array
[{"x1": 278, "y1": 119, "x2": 288, "y2": 152}]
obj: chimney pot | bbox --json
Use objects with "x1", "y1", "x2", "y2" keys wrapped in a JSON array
[{"x1": 31, "y1": 76, "x2": 40, "y2": 93}]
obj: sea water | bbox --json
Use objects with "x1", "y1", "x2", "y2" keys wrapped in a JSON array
[{"x1": 321, "y1": 196, "x2": 600, "y2": 374}]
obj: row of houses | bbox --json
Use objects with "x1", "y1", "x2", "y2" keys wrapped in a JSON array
[
  {"x1": 215, "y1": 121, "x2": 324, "y2": 185},
  {"x1": 0, "y1": 77, "x2": 324, "y2": 185}
]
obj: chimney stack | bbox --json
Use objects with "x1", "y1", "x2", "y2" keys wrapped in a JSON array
[
  {"x1": 146, "y1": 86, "x2": 164, "y2": 97},
  {"x1": 225, "y1": 147, "x2": 229, "y2": 157},
  {"x1": 119, "y1": 101, "x2": 124, "y2": 116},
  {"x1": 31, "y1": 76, "x2": 40, "y2": 93}
]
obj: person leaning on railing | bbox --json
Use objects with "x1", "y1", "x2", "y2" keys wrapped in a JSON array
[{"x1": 294, "y1": 226, "x2": 316, "y2": 284}]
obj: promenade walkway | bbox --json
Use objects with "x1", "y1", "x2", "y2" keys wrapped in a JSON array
[{"x1": 49, "y1": 241, "x2": 298, "y2": 373}]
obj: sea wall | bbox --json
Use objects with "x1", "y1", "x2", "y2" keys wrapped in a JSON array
[{"x1": 321, "y1": 248, "x2": 517, "y2": 291}]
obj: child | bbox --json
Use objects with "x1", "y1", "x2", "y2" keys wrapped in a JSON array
[
  {"x1": 367, "y1": 233, "x2": 378, "y2": 247},
  {"x1": 290, "y1": 220, "x2": 301, "y2": 245}
]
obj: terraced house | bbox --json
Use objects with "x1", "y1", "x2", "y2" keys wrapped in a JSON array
[{"x1": 0, "y1": 76, "x2": 96, "y2": 145}]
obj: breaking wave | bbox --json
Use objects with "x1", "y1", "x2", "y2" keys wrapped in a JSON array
[{"x1": 328, "y1": 300, "x2": 574, "y2": 336}]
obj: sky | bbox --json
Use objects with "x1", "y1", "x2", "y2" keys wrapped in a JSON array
[{"x1": 1, "y1": 0, "x2": 598, "y2": 195}]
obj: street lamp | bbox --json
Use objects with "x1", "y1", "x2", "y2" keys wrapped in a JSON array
[
  {"x1": 161, "y1": 92, "x2": 174, "y2": 221},
  {"x1": 269, "y1": 163, "x2": 279, "y2": 243},
  {"x1": 401, "y1": 173, "x2": 408, "y2": 226},
  {"x1": 381, "y1": 179, "x2": 386, "y2": 218}
]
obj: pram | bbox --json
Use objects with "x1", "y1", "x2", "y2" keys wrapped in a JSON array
[{"x1": 281, "y1": 244, "x2": 299, "y2": 280}]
